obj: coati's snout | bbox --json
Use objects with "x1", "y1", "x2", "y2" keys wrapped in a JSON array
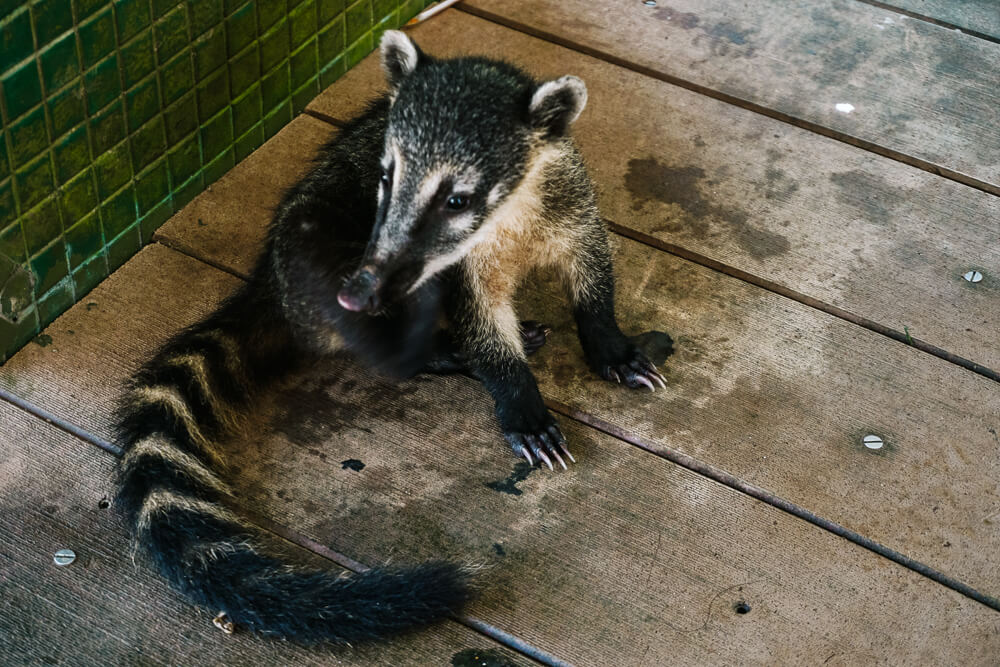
[{"x1": 337, "y1": 265, "x2": 381, "y2": 312}]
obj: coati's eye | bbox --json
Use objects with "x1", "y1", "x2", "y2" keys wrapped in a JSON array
[
  {"x1": 446, "y1": 195, "x2": 470, "y2": 211},
  {"x1": 380, "y1": 171, "x2": 390, "y2": 185}
]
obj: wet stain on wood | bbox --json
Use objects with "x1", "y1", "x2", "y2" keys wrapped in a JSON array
[
  {"x1": 630, "y1": 330, "x2": 675, "y2": 366},
  {"x1": 625, "y1": 157, "x2": 790, "y2": 259},
  {"x1": 32, "y1": 334, "x2": 52, "y2": 347},
  {"x1": 485, "y1": 461, "x2": 536, "y2": 496},
  {"x1": 341, "y1": 458, "x2": 365, "y2": 471},
  {"x1": 451, "y1": 647, "x2": 524, "y2": 667}
]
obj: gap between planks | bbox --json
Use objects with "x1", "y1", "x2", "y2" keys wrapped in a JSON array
[
  {"x1": 0, "y1": 384, "x2": 560, "y2": 667},
  {"x1": 848, "y1": 0, "x2": 1000, "y2": 44},
  {"x1": 455, "y1": 3, "x2": 1000, "y2": 198}
]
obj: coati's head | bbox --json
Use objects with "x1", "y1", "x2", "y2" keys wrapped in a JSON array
[{"x1": 337, "y1": 31, "x2": 588, "y2": 313}]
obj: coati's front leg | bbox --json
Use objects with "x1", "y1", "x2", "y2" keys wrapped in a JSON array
[
  {"x1": 452, "y1": 284, "x2": 571, "y2": 470},
  {"x1": 569, "y1": 225, "x2": 670, "y2": 390}
]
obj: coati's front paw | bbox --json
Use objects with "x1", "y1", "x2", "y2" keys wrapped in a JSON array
[
  {"x1": 504, "y1": 420, "x2": 574, "y2": 471},
  {"x1": 519, "y1": 320, "x2": 552, "y2": 357},
  {"x1": 601, "y1": 346, "x2": 667, "y2": 391}
]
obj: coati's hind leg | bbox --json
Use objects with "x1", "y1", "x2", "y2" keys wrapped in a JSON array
[
  {"x1": 422, "y1": 321, "x2": 552, "y2": 376},
  {"x1": 567, "y1": 229, "x2": 669, "y2": 391}
]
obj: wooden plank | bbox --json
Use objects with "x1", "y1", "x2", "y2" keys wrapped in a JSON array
[
  {"x1": 0, "y1": 402, "x2": 533, "y2": 667},
  {"x1": 460, "y1": 0, "x2": 1000, "y2": 193},
  {"x1": 3, "y1": 248, "x2": 1000, "y2": 665},
  {"x1": 870, "y1": 0, "x2": 1000, "y2": 39},
  {"x1": 307, "y1": 14, "x2": 1000, "y2": 376}
]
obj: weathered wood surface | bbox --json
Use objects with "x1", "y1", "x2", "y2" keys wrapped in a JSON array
[
  {"x1": 876, "y1": 0, "x2": 1000, "y2": 38},
  {"x1": 308, "y1": 12, "x2": 1000, "y2": 374},
  {"x1": 0, "y1": 403, "x2": 531, "y2": 667},
  {"x1": 4, "y1": 248, "x2": 1000, "y2": 665},
  {"x1": 461, "y1": 0, "x2": 1000, "y2": 193}
]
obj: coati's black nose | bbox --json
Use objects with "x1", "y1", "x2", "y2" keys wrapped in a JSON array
[{"x1": 337, "y1": 267, "x2": 381, "y2": 312}]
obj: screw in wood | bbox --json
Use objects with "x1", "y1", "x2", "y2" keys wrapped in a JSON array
[
  {"x1": 53, "y1": 549, "x2": 76, "y2": 566},
  {"x1": 962, "y1": 270, "x2": 983, "y2": 283},
  {"x1": 862, "y1": 435, "x2": 884, "y2": 450}
]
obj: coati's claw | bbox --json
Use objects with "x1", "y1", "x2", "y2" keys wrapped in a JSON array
[
  {"x1": 607, "y1": 367, "x2": 622, "y2": 383},
  {"x1": 519, "y1": 320, "x2": 552, "y2": 357},
  {"x1": 506, "y1": 422, "x2": 571, "y2": 471},
  {"x1": 537, "y1": 448, "x2": 554, "y2": 471},
  {"x1": 602, "y1": 348, "x2": 667, "y2": 392},
  {"x1": 550, "y1": 448, "x2": 567, "y2": 470},
  {"x1": 518, "y1": 445, "x2": 534, "y2": 465},
  {"x1": 634, "y1": 374, "x2": 656, "y2": 391}
]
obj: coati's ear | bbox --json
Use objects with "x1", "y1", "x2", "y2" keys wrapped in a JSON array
[
  {"x1": 529, "y1": 75, "x2": 588, "y2": 137},
  {"x1": 380, "y1": 30, "x2": 423, "y2": 90}
]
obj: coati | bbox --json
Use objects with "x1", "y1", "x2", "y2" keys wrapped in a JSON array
[{"x1": 114, "y1": 31, "x2": 668, "y2": 645}]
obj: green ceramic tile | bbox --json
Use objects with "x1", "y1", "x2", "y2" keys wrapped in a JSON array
[
  {"x1": 75, "y1": 0, "x2": 107, "y2": 20},
  {"x1": 0, "y1": 179, "x2": 16, "y2": 230},
  {"x1": 115, "y1": 0, "x2": 151, "y2": 43},
  {"x1": 84, "y1": 55, "x2": 121, "y2": 115},
  {"x1": 229, "y1": 43, "x2": 260, "y2": 97},
  {"x1": 192, "y1": 25, "x2": 225, "y2": 78},
  {"x1": 100, "y1": 184, "x2": 136, "y2": 238},
  {"x1": 159, "y1": 54, "x2": 193, "y2": 106},
  {"x1": 39, "y1": 31, "x2": 80, "y2": 96},
  {"x1": 53, "y1": 124, "x2": 90, "y2": 183},
  {"x1": 226, "y1": 1, "x2": 256, "y2": 56},
  {"x1": 202, "y1": 145, "x2": 233, "y2": 184},
  {"x1": 0, "y1": 10, "x2": 34, "y2": 67},
  {"x1": 318, "y1": 15, "x2": 344, "y2": 64},
  {"x1": 0, "y1": 218, "x2": 26, "y2": 264},
  {"x1": 171, "y1": 170, "x2": 201, "y2": 210},
  {"x1": 345, "y1": 0, "x2": 370, "y2": 45},
  {"x1": 37, "y1": 280, "x2": 74, "y2": 327},
  {"x1": 163, "y1": 91, "x2": 197, "y2": 143},
  {"x1": 139, "y1": 198, "x2": 171, "y2": 242},
  {"x1": 64, "y1": 209, "x2": 102, "y2": 268},
  {"x1": 29, "y1": 238, "x2": 68, "y2": 296},
  {"x1": 2, "y1": 60, "x2": 43, "y2": 121},
  {"x1": 289, "y1": 0, "x2": 316, "y2": 49},
  {"x1": 106, "y1": 222, "x2": 139, "y2": 271},
  {"x1": 22, "y1": 197, "x2": 61, "y2": 256},
  {"x1": 31, "y1": 0, "x2": 73, "y2": 45},
  {"x1": 260, "y1": 61, "x2": 288, "y2": 112},
  {"x1": 259, "y1": 19, "x2": 289, "y2": 73},
  {"x1": 318, "y1": 54, "x2": 345, "y2": 89},
  {"x1": 289, "y1": 38, "x2": 317, "y2": 90},
  {"x1": 222, "y1": 0, "x2": 245, "y2": 15},
  {"x1": 0, "y1": 133, "x2": 8, "y2": 180},
  {"x1": 121, "y1": 29, "x2": 156, "y2": 88},
  {"x1": 319, "y1": 0, "x2": 346, "y2": 26},
  {"x1": 125, "y1": 76, "x2": 160, "y2": 132},
  {"x1": 154, "y1": 7, "x2": 189, "y2": 64},
  {"x1": 135, "y1": 159, "x2": 169, "y2": 212},
  {"x1": 89, "y1": 99, "x2": 125, "y2": 154},
  {"x1": 93, "y1": 142, "x2": 130, "y2": 199},
  {"x1": 59, "y1": 169, "x2": 99, "y2": 220},
  {"x1": 71, "y1": 250, "x2": 107, "y2": 296},
  {"x1": 200, "y1": 107, "x2": 232, "y2": 159},
  {"x1": 152, "y1": 0, "x2": 181, "y2": 19},
  {"x1": 344, "y1": 31, "x2": 371, "y2": 70},
  {"x1": 291, "y1": 77, "x2": 318, "y2": 115},
  {"x1": 15, "y1": 154, "x2": 55, "y2": 210},
  {"x1": 288, "y1": 0, "x2": 308, "y2": 10},
  {"x1": 48, "y1": 83, "x2": 87, "y2": 138},
  {"x1": 262, "y1": 98, "x2": 290, "y2": 139},
  {"x1": 372, "y1": 0, "x2": 393, "y2": 23},
  {"x1": 233, "y1": 123, "x2": 262, "y2": 162},
  {"x1": 78, "y1": 8, "x2": 115, "y2": 69},
  {"x1": 130, "y1": 115, "x2": 166, "y2": 171},
  {"x1": 197, "y1": 67, "x2": 228, "y2": 122},
  {"x1": 167, "y1": 134, "x2": 199, "y2": 187},
  {"x1": 232, "y1": 82, "x2": 261, "y2": 136},
  {"x1": 257, "y1": 0, "x2": 284, "y2": 32},
  {"x1": 9, "y1": 106, "x2": 49, "y2": 168},
  {"x1": 371, "y1": 10, "x2": 396, "y2": 46},
  {"x1": 187, "y1": 0, "x2": 222, "y2": 38}
]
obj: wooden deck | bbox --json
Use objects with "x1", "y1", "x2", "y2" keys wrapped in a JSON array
[{"x1": 2, "y1": 2, "x2": 998, "y2": 665}]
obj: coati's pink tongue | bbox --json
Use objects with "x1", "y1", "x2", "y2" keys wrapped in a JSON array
[{"x1": 337, "y1": 267, "x2": 380, "y2": 312}]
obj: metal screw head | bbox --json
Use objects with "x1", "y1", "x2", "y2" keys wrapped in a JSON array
[
  {"x1": 643, "y1": 0, "x2": 657, "y2": 6},
  {"x1": 53, "y1": 549, "x2": 76, "y2": 566},
  {"x1": 963, "y1": 270, "x2": 983, "y2": 283},
  {"x1": 863, "y1": 435, "x2": 884, "y2": 450}
]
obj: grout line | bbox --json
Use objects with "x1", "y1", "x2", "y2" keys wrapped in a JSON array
[
  {"x1": 544, "y1": 397, "x2": 1000, "y2": 614},
  {"x1": 0, "y1": 386, "x2": 557, "y2": 666},
  {"x1": 302, "y1": 108, "x2": 345, "y2": 127},
  {"x1": 849, "y1": 0, "x2": 1000, "y2": 44},
  {"x1": 151, "y1": 237, "x2": 252, "y2": 281},
  {"x1": 456, "y1": 3, "x2": 1000, "y2": 198},
  {"x1": 606, "y1": 222, "x2": 1000, "y2": 384}
]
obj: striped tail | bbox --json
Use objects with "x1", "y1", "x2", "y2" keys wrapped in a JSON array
[{"x1": 113, "y1": 283, "x2": 472, "y2": 644}]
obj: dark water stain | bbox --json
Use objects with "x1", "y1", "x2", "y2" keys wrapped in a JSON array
[
  {"x1": 625, "y1": 157, "x2": 790, "y2": 259},
  {"x1": 451, "y1": 648, "x2": 523, "y2": 667},
  {"x1": 492, "y1": 542, "x2": 506, "y2": 556},
  {"x1": 630, "y1": 330, "x2": 675, "y2": 366},
  {"x1": 85, "y1": 301, "x2": 98, "y2": 310},
  {"x1": 485, "y1": 461, "x2": 536, "y2": 496},
  {"x1": 655, "y1": 6, "x2": 757, "y2": 56},
  {"x1": 653, "y1": 6, "x2": 700, "y2": 29},
  {"x1": 829, "y1": 170, "x2": 904, "y2": 227},
  {"x1": 341, "y1": 458, "x2": 365, "y2": 471},
  {"x1": 32, "y1": 333, "x2": 52, "y2": 347},
  {"x1": 707, "y1": 20, "x2": 755, "y2": 53}
]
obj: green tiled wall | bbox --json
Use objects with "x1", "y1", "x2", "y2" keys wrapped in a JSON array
[{"x1": 0, "y1": 0, "x2": 432, "y2": 361}]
